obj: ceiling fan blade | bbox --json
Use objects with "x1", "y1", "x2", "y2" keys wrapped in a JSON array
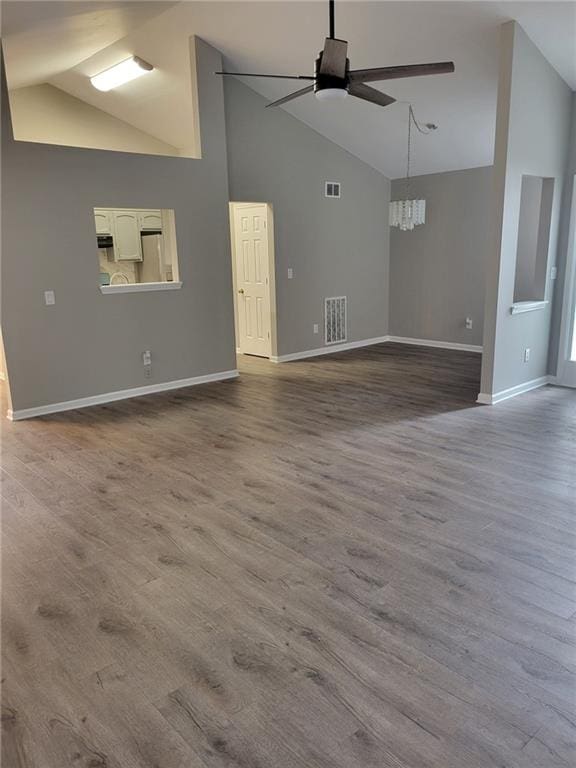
[
  {"x1": 348, "y1": 61, "x2": 455, "y2": 84},
  {"x1": 319, "y1": 37, "x2": 348, "y2": 78},
  {"x1": 266, "y1": 84, "x2": 315, "y2": 108},
  {"x1": 348, "y1": 83, "x2": 396, "y2": 108},
  {"x1": 215, "y1": 71, "x2": 315, "y2": 81}
]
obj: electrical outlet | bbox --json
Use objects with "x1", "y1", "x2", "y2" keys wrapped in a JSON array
[
  {"x1": 44, "y1": 290, "x2": 55, "y2": 306},
  {"x1": 523, "y1": 348, "x2": 531, "y2": 363},
  {"x1": 551, "y1": 266, "x2": 557, "y2": 280},
  {"x1": 313, "y1": 323, "x2": 319, "y2": 334},
  {"x1": 465, "y1": 317, "x2": 473, "y2": 330},
  {"x1": 143, "y1": 350, "x2": 152, "y2": 377},
  {"x1": 287, "y1": 268, "x2": 293, "y2": 280}
]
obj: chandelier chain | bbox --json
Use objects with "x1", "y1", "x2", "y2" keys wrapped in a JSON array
[{"x1": 405, "y1": 105, "x2": 432, "y2": 198}]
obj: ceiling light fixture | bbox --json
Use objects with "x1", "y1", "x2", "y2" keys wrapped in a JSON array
[
  {"x1": 216, "y1": 0, "x2": 454, "y2": 109},
  {"x1": 315, "y1": 87, "x2": 348, "y2": 101},
  {"x1": 90, "y1": 56, "x2": 153, "y2": 92},
  {"x1": 390, "y1": 105, "x2": 435, "y2": 231}
]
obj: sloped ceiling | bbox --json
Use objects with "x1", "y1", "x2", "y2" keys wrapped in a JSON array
[{"x1": 2, "y1": 1, "x2": 575, "y2": 178}]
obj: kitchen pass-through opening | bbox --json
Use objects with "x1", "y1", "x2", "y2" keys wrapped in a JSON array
[{"x1": 94, "y1": 207, "x2": 180, "y2": 291}]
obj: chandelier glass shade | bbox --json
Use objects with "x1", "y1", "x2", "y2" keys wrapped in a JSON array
[
  {"x1": 390, "y1": 105, "x2": 427, "y2": 231},
  {"x1": 389, "y1": 199, "x2": 426, "y2": 231}
]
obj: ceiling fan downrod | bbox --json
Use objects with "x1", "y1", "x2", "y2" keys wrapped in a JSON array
[{"x1": 329, "y1": 0, "x2": 335, "y2": 39}]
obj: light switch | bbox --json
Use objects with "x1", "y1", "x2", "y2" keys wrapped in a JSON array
[
  {"x1": 287, "y1": 268, "x2": 293, "y2": 280},
  {"x1": 44, "y1": 290, "x2": 55, "y2": 306}
]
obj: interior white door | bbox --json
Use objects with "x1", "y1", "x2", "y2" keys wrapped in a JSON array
[
  {"x1": 233, "y1": 204, "x2": 271, "y2": 357},
  {"x1": 557, "y1": 176, "x2": 576, "y2": 388}
]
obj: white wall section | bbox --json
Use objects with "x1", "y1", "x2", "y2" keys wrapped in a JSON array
[{"x1": 9, "y1": 83, "x2": 179, "y2": 156}]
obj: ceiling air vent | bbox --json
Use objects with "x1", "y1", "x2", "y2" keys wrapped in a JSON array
[
  {"x1": 325, "y1": 182, "x2": 341, "y2": 198},
  {"x1": 325, "y1": 296, "x2": 347, "y2": 344}
]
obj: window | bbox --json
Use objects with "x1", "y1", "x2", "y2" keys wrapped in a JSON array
[
  {"x1": 94, "y1": 208, "x2": 180, "y2": 293},
  {"x1": 513, "y1": 175, "x2": 554, "y2": 303}
]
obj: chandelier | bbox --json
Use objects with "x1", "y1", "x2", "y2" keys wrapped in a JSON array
[{"x1": 390, "y1": 105, "x2": 433, "y2": 231}]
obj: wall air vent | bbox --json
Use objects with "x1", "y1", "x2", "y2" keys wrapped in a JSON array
[
  {"x1": 325, "y1": 296, "x2": 347, "y2": 344},
  {"x1": 325, "y1": 182, "x2": 341, "y2": 198}
]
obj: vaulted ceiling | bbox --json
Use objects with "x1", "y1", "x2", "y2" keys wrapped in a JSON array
[{"x1": 2, "y1": 1, "x2": 575, "y2": 178}]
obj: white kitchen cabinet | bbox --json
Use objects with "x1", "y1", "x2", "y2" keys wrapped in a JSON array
[
  {"x1": 113, "y1": 211, "x2": 142, "y2": 261},
  {"x1": 138, "y1": 210, "x2": 162, "y2": 231},
  {"x1": 94, "y1": 209, "x2": 112, "y2": 234}
]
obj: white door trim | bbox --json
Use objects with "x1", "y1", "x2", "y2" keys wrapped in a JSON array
[
  {"x1": 556, "y1": 175, "x2": 576, "y2": 387},
  {"x1": 230, "y1": 202, "x2": 276, "y2": 359}
]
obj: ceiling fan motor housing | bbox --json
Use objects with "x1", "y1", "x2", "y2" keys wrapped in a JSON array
[{"x1": 314, "y1": 53, "x2": 350, "y2": 95}]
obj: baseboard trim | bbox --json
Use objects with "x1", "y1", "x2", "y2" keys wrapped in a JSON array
[
  {"x1": 476, "y1": 375, "x2": 551, "y2": 405},
  {"x1": 271, "y1": 335, "x2": 484, "y2": 363},
  {"x1": 387, "y1": 336, "x2": 483, "y2": 353},
  {"x1": 7, "y1": 369, "x2": 239, "y2": 421},
  {"x1": 271, "y1": 336, "x2": 390, "y2": 363}
]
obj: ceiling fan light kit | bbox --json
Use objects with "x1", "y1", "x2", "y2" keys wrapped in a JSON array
[{"x1": 315, "y1": 88, "x2": 348, "y2": 101}]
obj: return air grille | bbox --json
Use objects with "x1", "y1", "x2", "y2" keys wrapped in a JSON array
[
  {"x1": 325, "y1": 296, "x2": 347, "y2": 344},
  {"x1": 325, "y1": 182, "x2": 341, "y2": 198}
]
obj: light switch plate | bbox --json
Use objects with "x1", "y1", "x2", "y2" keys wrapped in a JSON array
[
  {"x1": 44, "y1": 290, "x2": 55, "y2": 306},
  {"x1": 551, "y1": 266, "x2": 557, "y2": 280},
  {"x1": 287, "y1": 268, "x2": 293, "y2": 280}
]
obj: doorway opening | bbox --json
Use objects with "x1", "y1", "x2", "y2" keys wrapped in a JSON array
[
  {"x1": 229, "y1": 202, "x2": 277, "y2": 359},
  {"x1": 557, "y1": 175, "x2": 576, "y2": 388}
]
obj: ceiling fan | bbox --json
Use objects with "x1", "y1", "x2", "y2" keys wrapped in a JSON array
[{"x1": 216, "y1": 0, "x2": 454, "y2": 108}]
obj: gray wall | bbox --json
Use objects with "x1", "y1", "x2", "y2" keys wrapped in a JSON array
[
  {"x1": 549, "y1": 92, "x2": 576, "y2": 373},
  {"x1": 1, "y1": 39, "x2": 236, "y2": 413},
  {"x1": 389, "y1": 166, "x2": 492, "y2": 347},
  {"x1": 480, "y1": 22, "x2": 573, "y2": 396},
  {"x1": 224, "y1": 78, "x2": 390, "y2": 357}
]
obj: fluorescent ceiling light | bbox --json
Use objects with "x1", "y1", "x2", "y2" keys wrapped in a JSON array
[{"x1": 90, "y1": 56, "x2": 153, "y2": 92}]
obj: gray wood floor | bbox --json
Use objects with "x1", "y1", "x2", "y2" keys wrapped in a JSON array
[{"x1": 2, "y1": 343, "x2": 575, "y2": 768}]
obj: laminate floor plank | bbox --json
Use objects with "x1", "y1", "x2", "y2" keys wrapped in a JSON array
[{"x1": 2, "y1": 344, "x2": 575, "y2": 767}]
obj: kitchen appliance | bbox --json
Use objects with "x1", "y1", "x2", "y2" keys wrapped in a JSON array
[
  {"x1": 140, "y1": 233, "x2": 169, "y2": 283},
  {"x1": 97, "y1": 234, "x2": 113, "y2": 248}
]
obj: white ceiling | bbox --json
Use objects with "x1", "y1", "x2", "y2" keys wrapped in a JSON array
[{"x1": 2, "y1": 1, "x2": 575, "y2": 178}]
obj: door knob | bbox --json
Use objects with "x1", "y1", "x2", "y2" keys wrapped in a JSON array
[{"x1": 238, "y1": 288, "x2": 245, "y2": 294}]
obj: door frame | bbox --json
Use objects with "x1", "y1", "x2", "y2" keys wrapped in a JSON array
[
  {"x1": 556, "y1": 174, "x2": 576, "y2": 387},
  {"x1": 229, "y1": 202, "x2": 277, "y2": 359}
]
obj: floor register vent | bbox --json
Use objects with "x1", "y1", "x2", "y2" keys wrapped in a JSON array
[{"x1": 325, "y1": 296, "x2": 347, "y2": 344}]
